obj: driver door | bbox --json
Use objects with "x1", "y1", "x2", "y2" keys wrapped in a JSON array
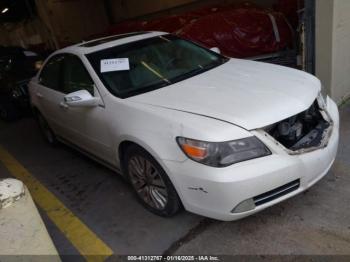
[{"x1": 59, "y1": 54, "x2": 114, "y2": 163}]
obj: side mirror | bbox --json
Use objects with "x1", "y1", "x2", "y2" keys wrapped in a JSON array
[
  {"x1": 64, "y1": 90, "x2": 99, "y2": 108},
  {"x1": 210, "y1": 47, "x2": 221, "y2": 54}
]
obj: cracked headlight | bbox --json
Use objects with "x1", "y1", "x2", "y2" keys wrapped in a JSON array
[{"x1": 177, "y1": 136, "x2": 271, "y2": 168}]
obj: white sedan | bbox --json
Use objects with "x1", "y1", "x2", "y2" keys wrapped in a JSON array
[{"x1": 29, "y1": 32, "x2": 339, "y2": 221}]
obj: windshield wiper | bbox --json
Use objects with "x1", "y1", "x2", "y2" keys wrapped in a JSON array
[
  {"x1": 141, "y1": 61, "x2": 171, "y2": 84},
  {"x1": 170, "y1": 61, "x2": 222, "y2": 83}
]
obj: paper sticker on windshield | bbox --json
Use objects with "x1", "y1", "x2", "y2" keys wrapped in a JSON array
[{"x1": 100, "y1": 58, "x2": 130, "y2": 73}]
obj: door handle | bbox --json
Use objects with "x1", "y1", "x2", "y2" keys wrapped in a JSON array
[
  {"x1": 36, "y1": 92, "x2": 43, "y2": 99},
  {"x1": 59, "y1": 102, "x2": 69, "y2": 110}
]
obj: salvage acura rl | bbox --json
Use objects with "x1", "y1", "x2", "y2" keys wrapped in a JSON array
[{"x1": 29, "y1": 32, "x2": 339, "y2": 221}]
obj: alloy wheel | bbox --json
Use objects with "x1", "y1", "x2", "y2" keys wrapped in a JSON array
[{"x1": 128, "y1": 155, "x2": 168, "y2": 210}]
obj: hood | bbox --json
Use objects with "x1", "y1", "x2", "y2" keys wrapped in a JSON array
[{"x1": 129, "y1": 59, "x2": 321, "y2": 130}]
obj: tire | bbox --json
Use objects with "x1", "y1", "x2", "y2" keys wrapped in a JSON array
[
  {"x1": 36, "y1": 113, "x2": 57, "y2": 146},
  {"x1": 0, "y1": 102, "x2": 19, "y2": 121},
  {"x1": 124, "y1": 145, "x2": 182, "y2": 217}
]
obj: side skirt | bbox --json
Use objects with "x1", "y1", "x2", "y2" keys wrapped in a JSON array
[{"x1": 56, "y1": 136, "x2": 124, "y2": 176}]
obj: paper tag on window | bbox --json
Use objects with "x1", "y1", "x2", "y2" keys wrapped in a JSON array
[{"x1": 100, "y1": 58, "x2": 130, "y2": 73}]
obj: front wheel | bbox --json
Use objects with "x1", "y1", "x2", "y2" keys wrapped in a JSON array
[{"x1": 124, "y1": 145, "x2": 182, "y2": 217}]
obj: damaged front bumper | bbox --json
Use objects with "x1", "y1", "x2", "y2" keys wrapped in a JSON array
[
  {"x1": 263, "y1": 95, "x2": 334, "y2": 155},
  {"x1": 161, "y1": 96, "x2": 339, "y2": 221}
]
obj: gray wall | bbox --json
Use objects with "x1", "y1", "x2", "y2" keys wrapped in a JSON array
[{"x1": 316, "y1": 0, "x2": 350, "y2": 103}]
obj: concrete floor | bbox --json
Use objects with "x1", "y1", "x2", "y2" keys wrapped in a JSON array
[{"x1": 0, "y1": 102, "x2": 350, "y2": 258}]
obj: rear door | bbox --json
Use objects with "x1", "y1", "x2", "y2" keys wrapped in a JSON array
[{"x1": 35, "y1": 54, "x2": 67, "y2": 136}]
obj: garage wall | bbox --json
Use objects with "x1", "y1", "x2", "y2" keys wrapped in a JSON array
[
  {"x1": 316, "y1": 0, "x2": 350, "y2": 103},
  {"x1": 0, "y1": 0, "x2": 110, "y2": 49},
  {"x1": 32, "y1": 0, "x2": 277, "y2": 47},
  {"x1": 108, "y1": 0, "x2": 196, "y2": 21},
  {"x1": 0, "y1": 18, "x2": 49, "y2": 49},
  {"x1": 107, "y1": 0, "x2": 276, "y2": 23},
  {"x1": 35, "y1": 0, "x2": 109, "y2": 46},
  {"x1": 315, "y1": 0, "x2": 334, "y2": 96},
  {"x1": 2, "y1": 0, "x2": 278, "y2": 49},
  {"x1": 0, "y1": 27, "x2": 13, "y2": 46},
  {"x1": 331, "y1": 0, "x2": 350, "y2": 103}
]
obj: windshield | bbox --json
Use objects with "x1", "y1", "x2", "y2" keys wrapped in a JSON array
[{"x1": 86, "y1": 35, "x2": 228, "y2": 98}]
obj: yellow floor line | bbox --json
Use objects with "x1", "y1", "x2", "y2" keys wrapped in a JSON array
[{"x1": 0, "y1": 145, "x2": 114, "y2": 261}]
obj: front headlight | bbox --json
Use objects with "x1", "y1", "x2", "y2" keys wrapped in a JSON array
[{"x1": 177, "y1": 136, "x2": 271, "y2": 168}]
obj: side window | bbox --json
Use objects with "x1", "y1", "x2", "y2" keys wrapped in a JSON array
[
  {"x1": 39, "y1": 55, "x2": 64, "y2": 91},
  {"x1": 62, "y1": 55, "x2": 94, "y2": 95}
]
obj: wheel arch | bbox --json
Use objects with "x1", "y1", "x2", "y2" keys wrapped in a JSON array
[
  {"x1": 118, "y1": 139, "x2": 166, "y2": 173},
  {"x1": 117, "y1": 138, "x2": 185, "y2": 214},
  {"x1": 117, "y1": 137, "x2": 185, "y2": 200}
]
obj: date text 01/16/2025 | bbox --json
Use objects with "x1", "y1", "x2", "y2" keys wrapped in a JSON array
[{"x1": 127, "y1": 255, "x2": 220, "y2": 261}]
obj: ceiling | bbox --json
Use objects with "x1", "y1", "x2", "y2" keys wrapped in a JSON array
[{"x1": 0, "y1": 0, "x2": 36, "y2": 23}]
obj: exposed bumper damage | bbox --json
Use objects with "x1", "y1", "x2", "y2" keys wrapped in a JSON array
[
  {"x1": 162, "y1": 97, "x2": 339, "y2": 221},
  {"x1": 265, "y1": 100, "x2": 332, "y2": 154}
]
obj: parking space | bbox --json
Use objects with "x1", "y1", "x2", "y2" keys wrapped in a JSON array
[
  {"x1": 0, "y1": 117, "x2": 202, "y2": 257},
  {"x1": 1, "y1": 103, "x2": 350, "y2": 258}
]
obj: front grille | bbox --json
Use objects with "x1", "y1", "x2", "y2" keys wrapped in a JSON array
[{"x1": 253, "y1": 179, "x2": 300, "y2": 206}]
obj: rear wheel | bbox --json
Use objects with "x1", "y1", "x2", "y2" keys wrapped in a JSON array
[
  {"x1": 36, "y1": 113, "x2": 57, "y2": 145},
  {"x1": 124, "y1": 145, "x2": 182, "y2": 217}
]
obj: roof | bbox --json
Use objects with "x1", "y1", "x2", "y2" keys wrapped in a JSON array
[
  {"x1": 79, "y1": 32, "x2": 149, "y2": 47},
  {"x1": 57, "y1": 31, "x2": 168, "y2": 56}
]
